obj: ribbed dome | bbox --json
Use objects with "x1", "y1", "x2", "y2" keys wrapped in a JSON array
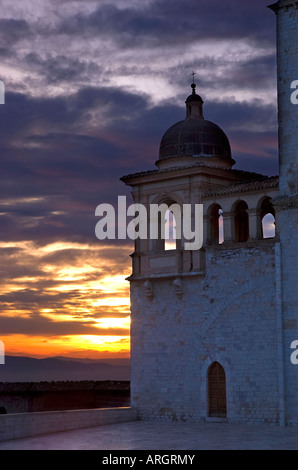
[
  {"x1": 159, "y1": 118, "x2": 232, "y2": 160},
  {"x1": 157, "y1": 82, "x2": 233, "y2": 168}
]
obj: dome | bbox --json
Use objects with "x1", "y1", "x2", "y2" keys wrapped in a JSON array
[
  {"x1": 159, "y1": 118, "x2": 232, "y2": 160},
  {"x1": 157, "y1": 82, "x2": 234, "y2": 169},
  {"x1": 185, "y1": 92, "x2": 203, "y2": 103}
]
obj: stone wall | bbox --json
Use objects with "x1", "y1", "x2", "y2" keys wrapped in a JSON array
[
  {"x1": 276, "y1": 198, "x2": 298, "y2": 426},
  {"x1": 0, "y1": 407, "x2": 137, "y2": 442},
  {"x1": 130, "y1": 240, "x2": 280, "y2": 424}
]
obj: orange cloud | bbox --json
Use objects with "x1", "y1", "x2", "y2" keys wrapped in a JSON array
[{"x1": 0, "y1": 240, "x2": 132, "y2": 359}]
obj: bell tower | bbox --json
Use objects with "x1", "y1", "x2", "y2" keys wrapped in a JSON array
[{"x1": 269, "y1": 0, "x2": 298, "y2": 425}]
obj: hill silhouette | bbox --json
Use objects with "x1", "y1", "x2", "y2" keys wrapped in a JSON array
[{"x1": 0, "y1": 356, "x2": 130, "y2": 382}]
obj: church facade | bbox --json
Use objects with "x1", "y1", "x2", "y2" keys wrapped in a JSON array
[{"x1": 121, "y1": 0, "x2": 298, "y2": 426}]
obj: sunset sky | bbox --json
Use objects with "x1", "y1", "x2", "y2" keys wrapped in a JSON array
[{"x1": 0, "y1": 0, "x2": 279, "y2": 360}]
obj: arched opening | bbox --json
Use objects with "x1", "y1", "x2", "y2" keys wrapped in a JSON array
[
  {"x1": 262, "y1": 213, "x2": 275, "y2": 238},
  {"x1": 218, "y1": 209, "x2": 224, "y2": 244},
  {"x1": 208, "y1": 362, "x2": 227, "y2": 417},
  {"x1": 260, "y1": 197, "x2": 275, "y2": 239},
  {"x1": 164, "y1": 209, "x2": 177, "y2": 250},
  {"x1": 151, "y1": 200, "x2": 181, "y2": 251},
  {"x1": 208, "y1": 204, "x2": 224, "y2": 244},
  {"x1": 234, "y1": 200, "x2": 249, "y2": 242}
]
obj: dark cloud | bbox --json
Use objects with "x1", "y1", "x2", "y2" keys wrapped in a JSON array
[
  {"x1": 227, "y1": 54, "x2": 277, "y2": 90},
  {"x1": 57, "y1": 3, "x2": 162, "y2": 47},
  {"x1": 0, "y1": 18, "x2": 31, "y2": 46},
  {"x1": 153, "y1": 0, "x2": 275, "y2": 43},
  {"x1": 0, "y1": 80, "x2": 278, "y2": 246},
  {"x1": 25, "y1": 52, "x2": 101, "y2": 84},
  {"x1": 0, "y1": 47, "x2": 11, "y2": 57},
  {"x1": 192, "y1": 53, "x2": 277, "y2": 95},
  {"x1": 0, "y1": 313, "x2": 128, "y2": 337},
  {"x1": 54, "y1": 0, "x2": 275, "y2": 49}
]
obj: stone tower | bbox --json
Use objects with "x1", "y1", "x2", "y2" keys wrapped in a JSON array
[
  {"x1": 121, "y1": 1, "x2": 298, "y2": 425},
  {"x1": 269, "y1": 0, "x2": 298, "y2": 426}
]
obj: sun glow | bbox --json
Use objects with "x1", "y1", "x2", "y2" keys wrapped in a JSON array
[
  {"x1": 2, "y1": 333, "x2": 130, "y2": 359},
  {"x1": 95, "y1": 316, "x2": 131, "y2": 329},
  {"x1": 0, "y1": 240, "x2": 132, "y2": 359}
]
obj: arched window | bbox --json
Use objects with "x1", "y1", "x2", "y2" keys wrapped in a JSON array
[
  {"x1": 164, "y1": 209, "x2": 177, "y2": 250},
  {"x1": 151, "y1": 200, "x2": 181, "y2": 251},
  {"x1": 234, "y1": 200, "x2": 249, "y2": 242},
  {"x1": 262, "y1": 213, "x2": 275, "y2": 238},
  {"x1": 260, "y1": 197, "x2": 275, "y2": 239},
  {"x1": 208, "y1": 204, "x2": 224, "y2": 244},
  {"x1": 208, "y1": 362, "x2": 227, "y2": 418},
  {"x1": 218, "y1": 209, "x2": 224, "y2": 244}
]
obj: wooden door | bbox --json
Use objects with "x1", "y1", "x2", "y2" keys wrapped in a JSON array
[{"x1": 208, "y1": 362, "x2": 227, "y2": 417}]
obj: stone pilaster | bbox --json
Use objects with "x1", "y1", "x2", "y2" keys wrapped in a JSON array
[
  {"x1": 269, "y1": 0, "x2": 298, "y2": 197},
  {"x1": 269, "y1": 0, "x2": 298, "y2": 425}
]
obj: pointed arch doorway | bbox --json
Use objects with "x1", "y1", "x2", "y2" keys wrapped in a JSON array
[{"x1": 208, "y1": 362, "x2": 227, "y2": 417}]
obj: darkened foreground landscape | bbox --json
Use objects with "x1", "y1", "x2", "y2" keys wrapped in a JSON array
[
  {"x1": 0, "y1": 380, "x2": 130, "y2": 414},
  {"x1": 0, "y1": 356, "x2": 130, "y2": 382},
  {"x1": 0, "y1": 356, "x2": 130, "y2": 414}
]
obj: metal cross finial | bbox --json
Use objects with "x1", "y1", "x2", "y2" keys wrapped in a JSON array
[{"x1": 190, "y1": 71, "x2": 197, "y2": 94}]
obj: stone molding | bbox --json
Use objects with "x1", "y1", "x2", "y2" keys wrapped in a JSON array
[
  {"x1": 121, "y1": 161, "x2": 268, "y2": 185},
  {"x1": 203, "y1": 176, "x2": 279, "y2": 198},
  {"x1": 273, "y1": 195, "x2": 298, "y2": 212},
  {"x1": 268, "y1": 1, "x2": 298, "y2": 13}
]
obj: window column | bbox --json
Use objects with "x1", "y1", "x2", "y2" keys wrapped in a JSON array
[
  {"x1": 222, "y1": 211, "x2": 234, "y2": 243},
  {"x1": 248, "y1": 208, "x2": 262, "y2": 240}
]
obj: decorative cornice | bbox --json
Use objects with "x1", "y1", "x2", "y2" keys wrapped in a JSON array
[
  {"x1": 127, "y1": 271, "x2": 205, "y2": 282},
  {"x1": 268, "y1": 0, "x2": 298, "y2": 13},
  {"x1": 121, "y1": 161, "x2": 270, "y2": 184},
  {"x1": 203, "y1": 176, "x2": 279, "y2": 198},
  {"x1": 273, "y1": 194, "x2": 298, "y2": 211}
]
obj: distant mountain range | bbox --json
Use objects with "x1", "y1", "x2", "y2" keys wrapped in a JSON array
[{"x1": 0, "y1": 356, "x2": 130, "y2": 382}]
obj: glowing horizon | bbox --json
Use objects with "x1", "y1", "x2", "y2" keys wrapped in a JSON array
[{"x1": 0, "y1": 239, "x2": 132, "y2": 359}]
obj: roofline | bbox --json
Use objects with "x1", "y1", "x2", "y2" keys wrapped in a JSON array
[{"x1": 120, "y1": 161, "x2": 273, "y2": 185}]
